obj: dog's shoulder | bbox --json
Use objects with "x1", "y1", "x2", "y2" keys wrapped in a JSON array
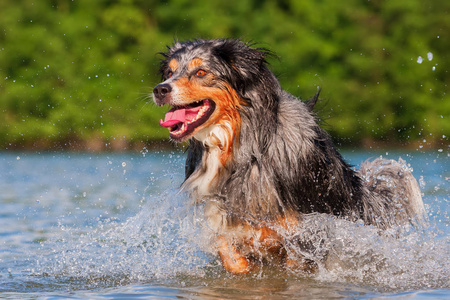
[{"x1": 275, "y1": 91, "x2": 319, "y2": 144}]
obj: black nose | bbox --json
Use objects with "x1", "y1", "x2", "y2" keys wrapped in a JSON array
[{"x1": 153, "y1": 83, "x2": 172, "y2": 103}]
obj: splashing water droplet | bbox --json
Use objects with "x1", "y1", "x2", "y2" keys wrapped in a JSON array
[
  {"x1": 419, "y1": 176, "x2": 426, "y2": 189},
  {"x1": 427, "y1": 52, "x2": 433, "y2": 61},
  {"x1": 417, "y1": 56, "x2": 423, "y2": 64}
]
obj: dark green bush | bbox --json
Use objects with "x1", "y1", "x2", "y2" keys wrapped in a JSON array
[{"x1": 0, "y1": 0, "x2": 448, "y2": 149}]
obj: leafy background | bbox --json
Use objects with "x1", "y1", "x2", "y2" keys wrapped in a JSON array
[{"x1": 0, "y1": 0, "x2": 448, "y2": 151}]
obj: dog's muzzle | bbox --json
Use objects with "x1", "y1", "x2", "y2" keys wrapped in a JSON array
[{"x1": 153, "y1": 83, "x2": 172, "y2": 106}]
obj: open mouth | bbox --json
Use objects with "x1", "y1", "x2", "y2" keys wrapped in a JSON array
[{"x1": 159, "y1": 99, "x2": 216, "y2": 140}]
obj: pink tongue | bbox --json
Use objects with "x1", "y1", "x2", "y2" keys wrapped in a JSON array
[
  {"x1": 159, "y1": 106, "x2": 202, "y2": 128},
  {"x1": 159, "y1": 109, "x2": 185, "y2": 127}
]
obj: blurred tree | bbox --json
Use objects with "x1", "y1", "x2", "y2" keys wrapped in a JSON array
[{"x1": 0, "y1": 0, "x2": 448, "y2": 150}]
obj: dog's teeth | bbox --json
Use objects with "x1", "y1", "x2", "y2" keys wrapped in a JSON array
[
  {"x1": 188, "y1": 105, "x2": 208, "y2": 125},
  {"x1": 172, "y1": 123, "x2": 186, "y2": 136}
]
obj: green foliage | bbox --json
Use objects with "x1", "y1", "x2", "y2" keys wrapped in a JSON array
[{"x1": 0, "y1": 0, "x2": 448, "y2": 150}]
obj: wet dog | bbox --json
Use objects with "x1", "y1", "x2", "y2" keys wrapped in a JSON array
[{"x1": 152, "y1": 39, "x2": 425, "y2": 274}]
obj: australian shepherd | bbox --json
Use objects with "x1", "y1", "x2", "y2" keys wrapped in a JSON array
[{"x1": 152, "y1": 39, "x2": 425, "y2": 274}]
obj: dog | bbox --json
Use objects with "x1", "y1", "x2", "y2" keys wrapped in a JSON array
[{"x1": 152, "y1": 38, "x2": 425, "y2": 274}]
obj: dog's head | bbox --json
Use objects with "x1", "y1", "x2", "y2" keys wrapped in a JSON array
[{"x1": 153, "y1": 39, "x2": 278, "y2": 143}]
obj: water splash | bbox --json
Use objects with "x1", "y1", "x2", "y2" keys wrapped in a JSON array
[
  {"x1": 33, "y1": 157, "x2": 449, "y2": 292},
  {"x1": 37, "y1": 190, "x2": 216, "y2": 284},
  {"x1": 36, "y1": 195, "x2": 449, "y2": 292},
  {"x1": 297, "y1": 215, "x2": 450, "y2": 291}
]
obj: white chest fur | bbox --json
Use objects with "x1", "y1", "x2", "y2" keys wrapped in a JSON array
[
  {"x1": 183, "y1": 124, "x2": 231, "y2": 199},
  {"x1": 192, "y1": 146, "x2": 222, "y2": 197}
]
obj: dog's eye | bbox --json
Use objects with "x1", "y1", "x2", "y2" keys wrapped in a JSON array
[
  {"x1": 196, "y1": 69, "x2": 207, "y2": 77},
  {"x1": 166, "y1": 71, "x2": 173, "y2": 79}
]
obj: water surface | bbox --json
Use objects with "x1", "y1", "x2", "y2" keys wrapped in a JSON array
[{"x1": 0, "y1": 150, "x2": 448, "y2": 299}]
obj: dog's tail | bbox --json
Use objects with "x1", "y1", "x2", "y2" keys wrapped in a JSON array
[{"x1": 358, "y1": 157, "x2": 426, "y2": 228}]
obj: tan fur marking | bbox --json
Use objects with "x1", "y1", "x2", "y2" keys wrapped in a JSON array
[
  {"x1": 217, "y1": 236, "x2": 254, "y2": 274},
  {"x1": 168, "y1": 59, "x2": 178, "y2": 72},
  {"x1": 173, "y1": 79, "x2": 244, "y2": 165},
  {"x1": 216, "y1": 215, "x2": 302, "y2": 274},
  {"x1": 188, "y1": 58, "x2": 203, "y2": 70}
]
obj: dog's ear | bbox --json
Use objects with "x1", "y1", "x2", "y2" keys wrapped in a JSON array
[
  {"x1": 212, "y1": 40, "x2": 280, "y2": 105},
  {"x1": 158, "y1": 53, "x2": 170, "y2": 80},
  {"x1": 158, "y1": 40, "x2": 187, "y2": 80},
  {"x1": 306, "y1": 88, "x2": 321, "y2": 111}
]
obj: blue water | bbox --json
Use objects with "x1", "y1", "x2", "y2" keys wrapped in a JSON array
[{"x1": 0, "y1": 149, "x2": 448, "y2": 299}]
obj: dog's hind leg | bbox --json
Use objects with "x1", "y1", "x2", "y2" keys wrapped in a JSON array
[{"x1": 359, "y1": 157, "x2": 426, "y2": 228}]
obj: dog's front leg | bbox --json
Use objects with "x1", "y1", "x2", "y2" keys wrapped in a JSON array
[{"x1": 217, "y1": 235, "x2": 254, "y2": 274}]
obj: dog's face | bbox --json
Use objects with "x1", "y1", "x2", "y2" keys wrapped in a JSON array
[
  {"x1": 153, "y1": 40, "x2": 243, "y2": 142},
  {"x1": 153, "y1": 39, "x2": 275, "y2": 143}
]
